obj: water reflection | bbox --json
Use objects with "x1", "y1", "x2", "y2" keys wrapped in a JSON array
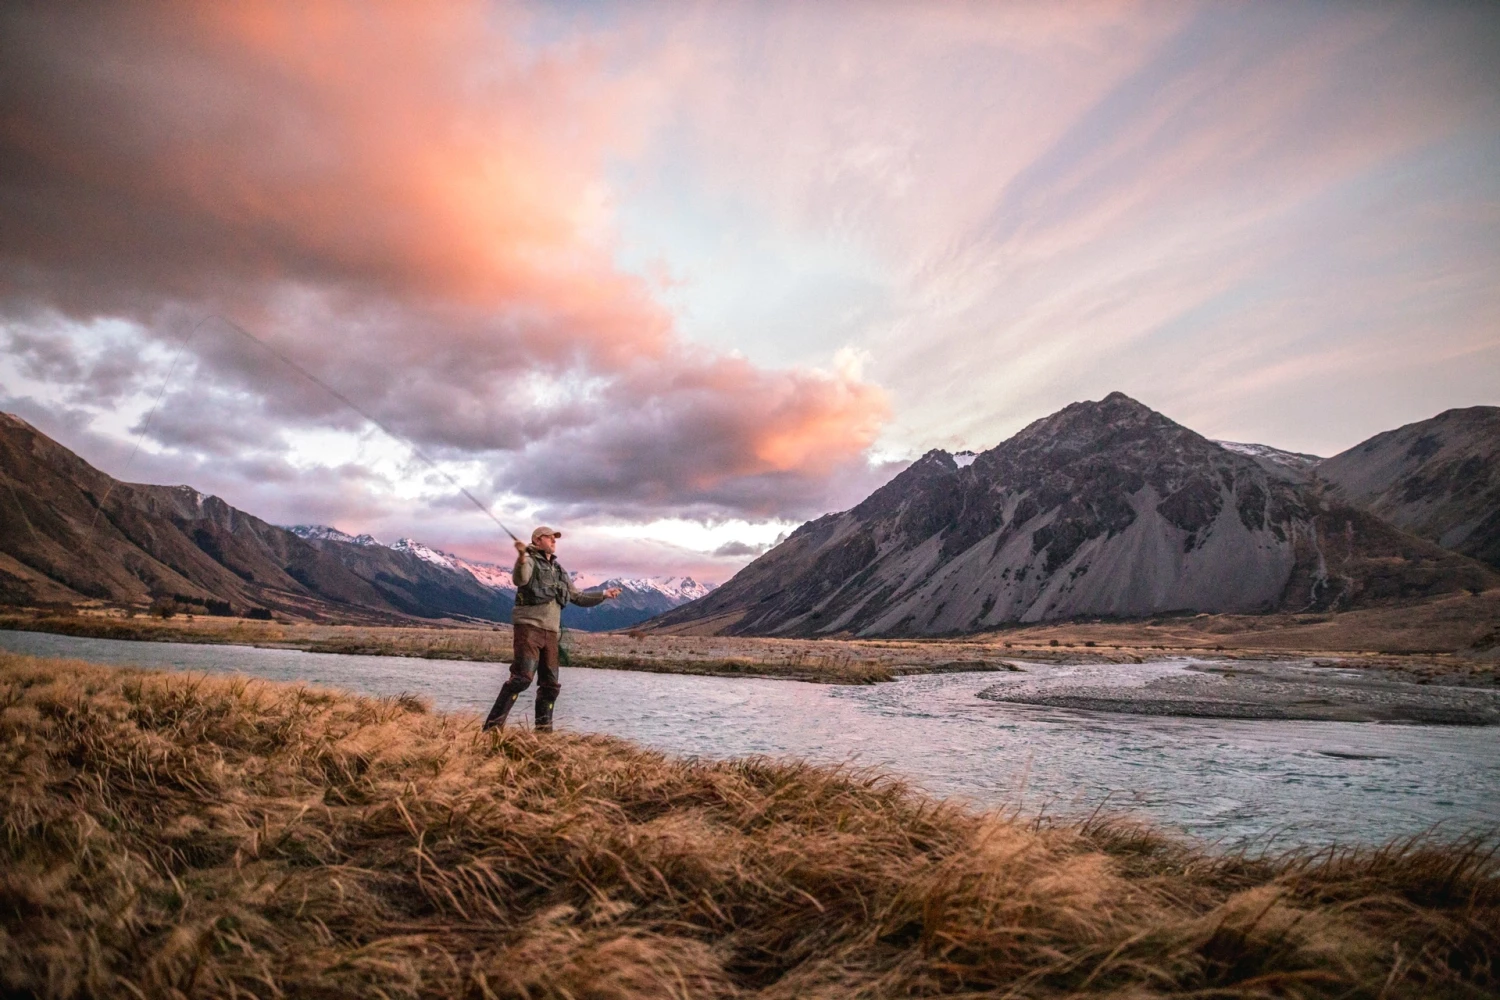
[{"x1": 2, "y1": 629, "x2": 1495, "y2": 847}]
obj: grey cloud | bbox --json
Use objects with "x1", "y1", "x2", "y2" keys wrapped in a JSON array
[
  {"x1": 0, "y1": 6, "x2": 887, "y2": 524},
  {"x1": 4, "y1": 328, "x2": 81, "y2": 384},
  {"x1": 711, "y1": 540, "x2": 768, "y2": 558}
]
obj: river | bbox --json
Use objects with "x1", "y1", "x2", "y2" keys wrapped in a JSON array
[{"x1": 3, "y1": 629, "x2": 1496, "y2": 848}]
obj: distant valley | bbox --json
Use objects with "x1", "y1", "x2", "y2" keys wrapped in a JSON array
[
  {"x1": 3, "y1": 395, "x2": 1495, "y2": 639},
  {"x1": 0, "y1": 413, "x2": 710, "y2": 631},
  {"x1": 284, "y1": 524, "x2": 714, "y2": 631}
]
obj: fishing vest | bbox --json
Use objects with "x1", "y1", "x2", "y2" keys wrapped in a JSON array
[{"x1": 515, "y1": 549, "x2": 571, "y2": 608}]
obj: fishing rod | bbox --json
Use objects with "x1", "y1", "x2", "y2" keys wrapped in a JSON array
[
  {"x1": 211, "y1": 316, "x2": 523, "y2": 544},
  {"x1": 85, "y1": 314, "x2": 523, "y2": 547}
]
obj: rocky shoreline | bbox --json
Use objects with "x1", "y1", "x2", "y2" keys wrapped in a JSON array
[{"x1": 978, "y1": 660, "x2": 1500, "y2": 725}]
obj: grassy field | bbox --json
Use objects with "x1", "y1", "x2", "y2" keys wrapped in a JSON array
[
  {"x1": 4, "y1": 588, "x2": 1498, "y2": 686},
  {"x1": 0, "y1": 612, "x2": 1020, "y2": 684},
  {"x1": 2, "y1": 651, "x2": 1496, "y2": 998}
]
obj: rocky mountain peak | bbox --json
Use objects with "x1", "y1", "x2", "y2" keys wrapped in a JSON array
[
  {"x1": 286, "y1": 524, "x2": 382, "y2": 547},
  {"x1": 913, "y1": 448, "x2": 958, "y2": 472},
  {"x1": 648, "y1": 394, "x2": 1495, "y2": 638},
  {"x1": 848, "y1": 448, "x2": 959, "y2": 520},
  {"x1": 1002, "y1": 391, "x2": 1193, "y2": 458}
]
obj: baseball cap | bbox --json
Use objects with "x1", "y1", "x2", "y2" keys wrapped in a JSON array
[{"x1": 531, "y1": 525, "x2": 562, "y2": 542}]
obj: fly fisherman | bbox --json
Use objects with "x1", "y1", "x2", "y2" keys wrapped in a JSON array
[{"x1": 482, "y1": 526, "x2": 621, "y2": 732}]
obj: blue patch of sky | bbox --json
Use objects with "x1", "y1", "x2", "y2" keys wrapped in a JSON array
[{"x1": 607, "y1": 140, "x2": 896, "y2": 371}]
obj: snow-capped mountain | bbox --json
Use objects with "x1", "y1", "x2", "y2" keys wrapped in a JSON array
[
  {"x1": 391, "y1": 537, "x2": 457, "y2": 568},
  {"x1": 1213, "y1": 441, "x2": 1322, "y2": 472},
  {"x1": 286, "y1": 525, "x2": 716, "y2": 630},
  {"x1": 286, "y1": 524, "x2": 382, "y2": 546},
  {"x1": 394, "y1": 542, "x2": 515, "y2": 591},
  {"x1": 571, "y1": 575, "x2": 715, "y2": 602},
  {"x1": 444, "y1": 553, "x2": 517, "y2": 592}
]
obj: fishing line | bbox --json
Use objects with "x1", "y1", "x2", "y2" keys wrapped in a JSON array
[
  {"x1": 78, "y1": 314, "x2": 524, "y2": 557},
  {"x1": 209, "y1": 315, "x2": 523, "y2": 544}
]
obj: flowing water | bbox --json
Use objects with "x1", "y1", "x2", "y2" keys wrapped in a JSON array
[{"x1": 4, "y1": 629, "x2": 1497, "y2": 848}]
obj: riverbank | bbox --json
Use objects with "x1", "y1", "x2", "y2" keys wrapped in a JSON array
[
  {"x1": 0, "y1": 611, "x2": 1027, "y2": 683},
  {"x1": 4, "y1": 598, "x2": 1498, "y2": 687},
  {"x1": 3, "y1": 652, "x2": 1496, "y2": 998}
]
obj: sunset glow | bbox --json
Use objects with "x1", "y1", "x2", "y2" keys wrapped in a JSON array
[{"x1": 2, "y1": 1, "x2": 1496, "y2": 581}]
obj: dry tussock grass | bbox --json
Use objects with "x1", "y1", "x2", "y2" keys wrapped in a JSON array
[
  {"x1": 304, "y1": 630, "x2": 511, "y2": 661},
  {"x1": 0, "y1": 651, "x2": 1495, "y2": 998},
  {"x1": 566, "y1": 650, "x2": 895, "y2": 684}
]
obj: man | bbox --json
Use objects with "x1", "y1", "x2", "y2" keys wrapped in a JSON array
[{"x1": 481, "y1": 526, "x2": 621, "y2": 732}]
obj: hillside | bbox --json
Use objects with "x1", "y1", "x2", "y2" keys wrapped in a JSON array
[
  {"x1": 0, "y1": 413, "x2": 508, "y2": 621},
  {"x1": 649, "y1": 393, "x2": 1495, "y2": 638},
  {"x1": 0, "y1": 412, "x2": 709, "y2": 629},
  {"x1": 1317, "y1": 405, "x2": 1500, "y2": 570},
  {"x1": 287, "y1": 526, "x2": 714, "y2": 631}
]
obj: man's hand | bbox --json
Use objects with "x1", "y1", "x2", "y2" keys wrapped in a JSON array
[
  {"x1": 514, "y1": 540, "x2": 527, "y2": 555},
  {"x1": 603, "y1": 587, "x2": 621, "y2": 599}
]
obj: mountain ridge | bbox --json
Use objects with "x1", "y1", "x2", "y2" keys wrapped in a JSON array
[
  {"x1": 647, "y1": 393, "x2": 1495, "y2": 637},
  {"x1": 286, "y1": 524, "x2": 716, "y2": 629},
  {"x1": 0, "y1": 413, "x2": 705, "y2": 630},
  {"x1": 6, "y1": 398, "x2": 1493, "y2": 639},
  {"x1": 1315, "y1": 405, "x2": 1500, "y2": 570},
  {"x1": 0, "y1": 412, "x2": 414, "y2": 620}
]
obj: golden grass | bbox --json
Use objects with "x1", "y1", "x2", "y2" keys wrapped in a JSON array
[
  {"x1": 10, "y1": 590, "x2": 1500, "y2": 692},
  {"x1": 565, "y1": 650, "x2": 903, "y2": 684},
  {"x1": 0, "y1": 615, "x2": 1015, "y2": 685},
  {"x1": 1, "y1": 652, "x2": 1496, "y2": 998}
]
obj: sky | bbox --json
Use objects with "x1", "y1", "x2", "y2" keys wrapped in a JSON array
[{"x1": 2, "y1": 1, "x2": 1497, "y2": 583}]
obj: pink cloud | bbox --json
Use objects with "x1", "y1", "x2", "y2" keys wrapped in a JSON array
[{"x1": 0, "y1": 1, "x2": 889, "y2": 521}]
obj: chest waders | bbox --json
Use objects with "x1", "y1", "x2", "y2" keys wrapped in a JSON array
[
  {"x1": 482, "y1": 623, "x2": 562, "y2": 731},
  {"x1": 482, "y1": 553, "x2": 570, "y2": 732}
]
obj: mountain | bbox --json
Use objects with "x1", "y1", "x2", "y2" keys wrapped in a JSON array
[
  {"x1": 1214, "y1": 441, "x2": 1322, "y2": 479},
  {"x1": 286, "y1": 526, "x2": 715, "y2": 631},
  {"x1": 563, "y1": 576, "x2": 714, "y2": 631},
  {"x1": 0, "y1": 412, "x2": 408, "y2": 619},
  {"x1": 0, "y1": 412, "x2": 543, "y2": 622},
  {"x1": 648, "y1": 393, "x2": 1495, "y2": 638},
  {"x1": 0, "y1": 413, "x2": 709, "y2": 629},
  {"x1": 1315, "y1": 406, "x2": 1500, "y2": 570},
  {"x1": 277, "y1": 531, "x2": 515, "y2": 622},
  {"x1": 285, "y1": 524, "x2": 382, "y2": 547}
]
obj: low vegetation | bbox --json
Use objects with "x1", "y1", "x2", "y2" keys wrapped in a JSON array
[
  {"x1": 2, "y1": 652, "x2": 1496, "y2": 998},
  {"x1": 0, "y1": 614, "x2": 1015, "y2": 684},
  {"x1": 566, "y1": 649, "x2": 905, "y2": 684},
  {"x1": 4, "y1": 590, "x2": 1499, "y2": 688}
]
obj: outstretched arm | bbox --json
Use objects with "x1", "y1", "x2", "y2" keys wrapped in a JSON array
[{"x1": 568, "y1": 584, "x2": 622, "y2": 607}]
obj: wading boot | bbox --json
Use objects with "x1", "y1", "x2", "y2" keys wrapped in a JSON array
[
  {"x1": 534, "y1": 694, "x2": 557, "y2": 733},
  {"x1": 482, "y1": 683, "x2": 523, "y2": 732}
]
